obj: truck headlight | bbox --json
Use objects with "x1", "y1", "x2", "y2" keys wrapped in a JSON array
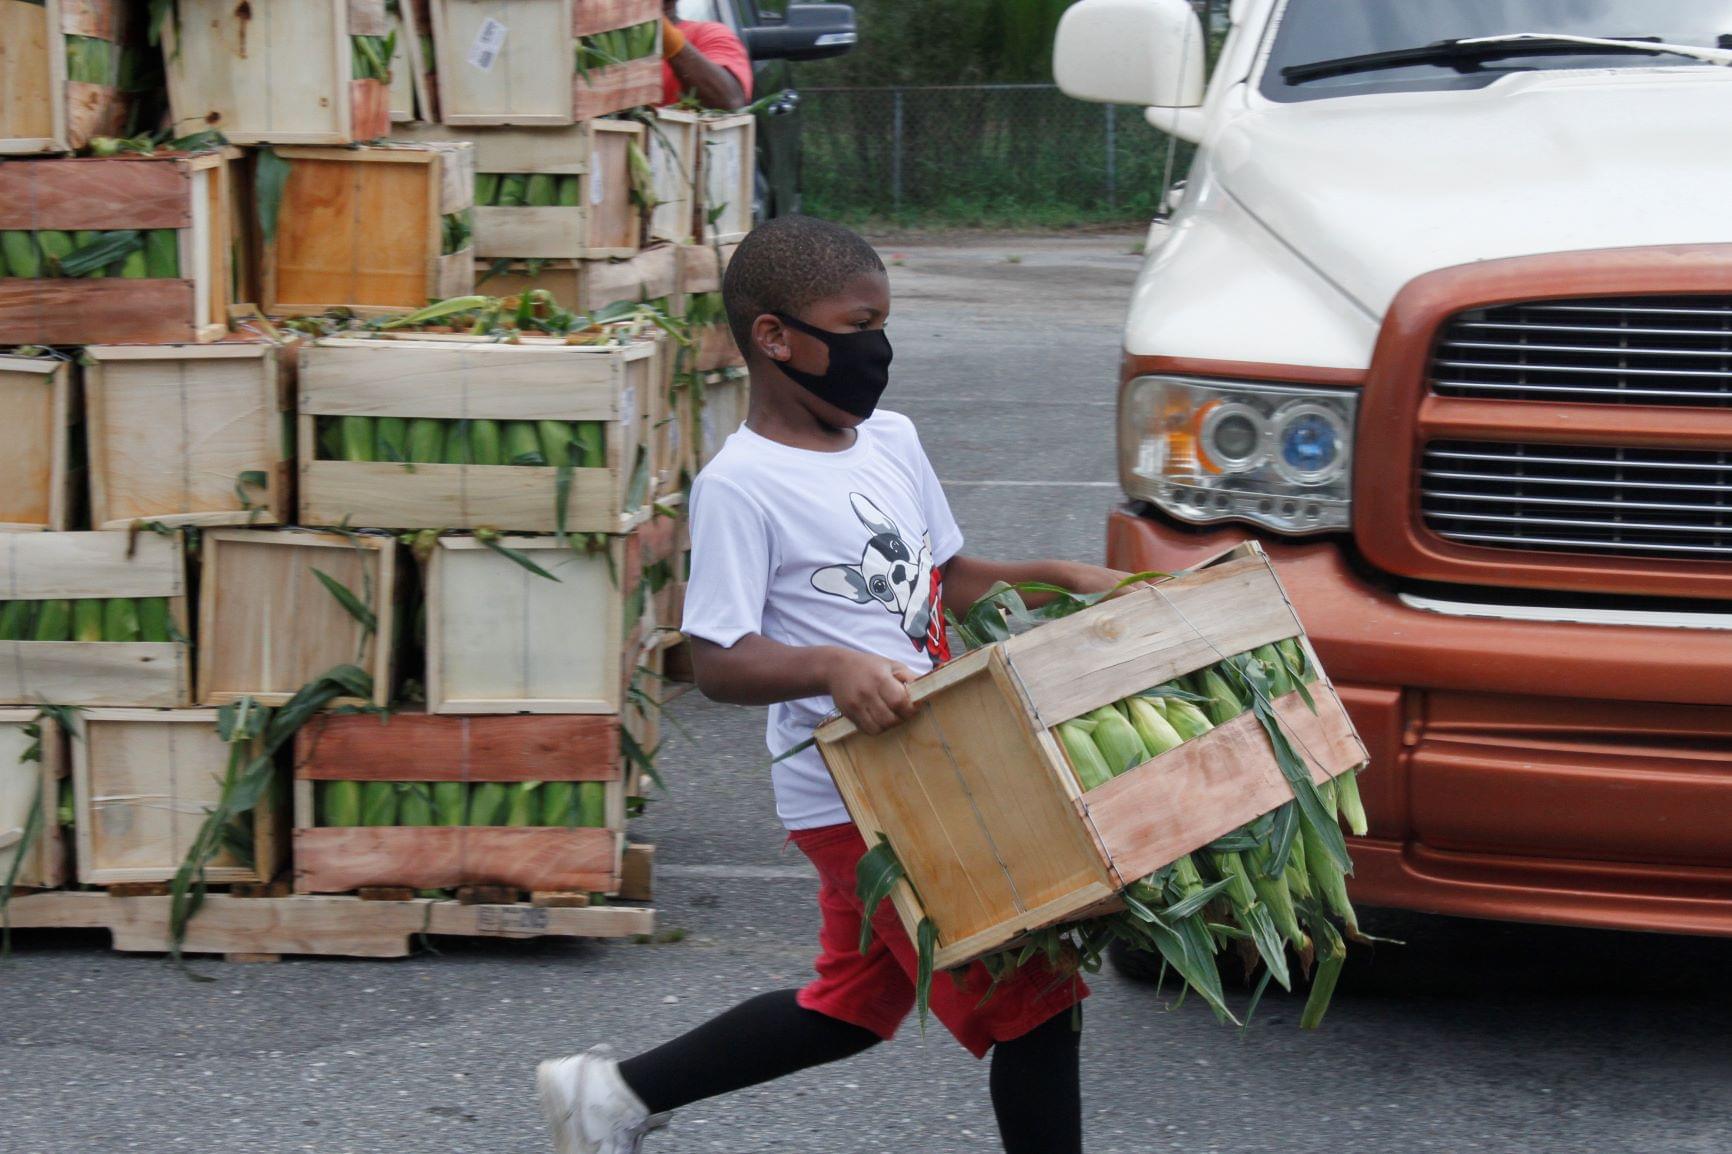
[{"x1": 1120, "y1": 376, "x2": 1356, "y2": 534}]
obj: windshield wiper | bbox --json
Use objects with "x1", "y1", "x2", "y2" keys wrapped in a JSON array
[{"x1": 1283, "y1": 32, "x2": 1732, "y2": 85}]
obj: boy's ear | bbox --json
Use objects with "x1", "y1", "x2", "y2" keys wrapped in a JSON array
[
  {"x1": 812, "y1": 564, "x2": 874, "y2": 604},
  {"x1": 751, "y1": 312, "x2": 793, "y2": 363}
]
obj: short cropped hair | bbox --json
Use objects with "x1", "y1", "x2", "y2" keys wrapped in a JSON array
[{"x1": 722, "y1": 215, "x2": 885, "y2": 355}]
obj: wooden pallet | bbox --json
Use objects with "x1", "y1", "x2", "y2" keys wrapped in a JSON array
[{"x1": 5, "y1": 889, "x2": 654, "y2": 959}]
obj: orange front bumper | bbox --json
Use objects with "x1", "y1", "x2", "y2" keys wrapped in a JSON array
[{"x1": 1108, "y1": 507, "x2": 1732, "y2": 938}]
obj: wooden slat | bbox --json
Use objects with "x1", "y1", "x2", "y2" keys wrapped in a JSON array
[
  {"x1": 0, "y1": 356, "x2": 69, "y2": 531},
  {"x1": 295, "y1": 713, "x2": 620, "y2": 781},
  {"x1": 570, "y1": 0, "x2": 659, "y2": 37},
  {"x1": 301, "y1": 339, "x2": 627, "y2": 419},
  {"x1": 1003, "y1": 554, "x2": 1302, "y2": 726},
  {"x1": 0, "y1": 642, "x2": 191, "y2": 709},
  {"x1": 647, "y1": 110, "x2": 698, "y2": 245},
  {"x1": 697, "y1": 114, "x2": 754, "y2": 245},
  {"x1": 1079, "y1": 687, "x2": 1370, "y2": 887},
  {"x1": 393, "y1": 120, "x2": 593, "y2": 173},
  {"x1": 293, "y1": 826, "x2": 621, "y2": 893},
  {"x1": 0, "y1": 530, "x2": 185, "y2": 599},
  {"x1": 584, "y1": 243, "x2": 679, "y2": 311},
  {"x1": 0, "y1": 157, "x2": 193, "y2": 230},
  {"x1": 0, "y1": 0, "x2": 57, "y2": 152},
  {"x1": 473, "y1": 205, "x2": 591, "y2": 260},
  {"x1": 5, "y1": 890, "x2": 655, "y2": 956},
  {"x1": 570, "y1": 58, "x2": 662, "y2": 121},
  {"x1": 619, "y1": 842, "x2": 653, "y2": 901},
  {"x1": 693, "y1": 324, "x2": 743, "y2": 372},
  {"x1": 0, "y1": 279, "x2": 203, "y2": 346},
  {"x1": 299, "y1": 461, "x2": 626, "y2": 533},
  {"x1": 587, "y1": 120, "x2": 641, "y2": 256},
  {"x1": 0, "y1": 709, "x2": 66, "y2": 890},
  {"x1": 677, "y1": 242, "x2": 736, "y2": 295}
]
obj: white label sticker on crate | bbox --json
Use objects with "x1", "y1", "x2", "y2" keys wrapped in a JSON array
[
  {"x1": 469, "y1": 18, "x2": 509, "y2": 70},
  {"x1": 590, "y1": 150, "x2": 606, "y2": 205}
]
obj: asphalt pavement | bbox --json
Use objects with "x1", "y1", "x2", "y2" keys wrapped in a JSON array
[{"x1": 4, "y1": 233, "x2": 1730, "y2": 1154}]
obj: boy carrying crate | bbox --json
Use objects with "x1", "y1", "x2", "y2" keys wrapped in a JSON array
[{"x1": 537, "y1": 216, "x2": 1128, "y2": 1154}]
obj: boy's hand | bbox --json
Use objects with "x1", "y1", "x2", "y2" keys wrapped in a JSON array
[{"x1": 825, "y1": 649, "x2": 920, "y2": 735}]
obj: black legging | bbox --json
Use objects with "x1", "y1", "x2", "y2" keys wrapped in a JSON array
[{"x1": 616, "y1": 989, "x2": 1082, "y2": 1154}]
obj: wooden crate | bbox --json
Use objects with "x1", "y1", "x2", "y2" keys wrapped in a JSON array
[
  {"x1": 647, "y1": 108, "x2": 699, "y2": 245},
  {"x1": 197, "y1": 529, "x2": 397, "y2": 708},
  {"x1": 695, "y1": 367, "x2": 748, "y2": 471},
  {"x1": 298, "y1": 335, "x2": 653, "y2": 532},
  {"x1": 395, "y1": 120, "x2": 642, "y2": 259},
  {"x1": 697, "y1": 113, "x2": 755, "y2": 244},
  {"x1": 164, "y1": 0, "x2": 392, "y2": 146},
  {"x1": 476, "y1": 242, "x2": 679, "y2": 315},
  {"x1": 261, "y1": 142, "x2": 474, "y2": 317},
  {"x1": 815, "y1": 543, "x2": 1369, "y2": 971},
  {"x1": 387, "y1": 0, "x2": 438, "y2": 123},
  {"x1": 0, "y1": 0, "x2": 136, "y2": 155},
  {"x1": 71, "y1": 708, "x2": 286, "y2": 886},
  {"x1": 0, "y1": 708, "x2": 67, "y2": 890},
  {"x1": 0, "y1": 353, "x2": 73, "y2": 532},
  {"x1": 291, "y1": 711, "x2": 624, "y2": 894},
  {"x1": 0, "y1": 151, "x2": 235, "y2": 345},
  {"x1": 0, "y1": 531, "x2": 192, "y2": 708},
  {"x1": 677, "y1": 241, "x2": 736, "y2": 296},
  {"x1": 429, "y1": 0, "x2": 662, "y2": 126},
  {"x1": 693, "y1": 318, "x2": 743, "y2": 372},
  {"x1": 425, "y1": 534, "x2": 637, "y2": 714},
  {"x1": 83, "y1": 341, "x2": 293, "y2": 530}
]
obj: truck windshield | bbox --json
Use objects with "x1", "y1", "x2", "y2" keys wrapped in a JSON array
[{"x1": 1261, "y1": 0, "x2": 1732, "y2": 102}]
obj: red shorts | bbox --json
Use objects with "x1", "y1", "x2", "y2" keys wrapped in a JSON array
[{"x1": 790, "y1": 822, "x2": 1088, "y2": 1060}]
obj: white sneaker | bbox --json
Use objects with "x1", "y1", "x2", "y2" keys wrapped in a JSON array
[{"x1": 536, "y1": 1045, "x2": 659, "y2": 1154}]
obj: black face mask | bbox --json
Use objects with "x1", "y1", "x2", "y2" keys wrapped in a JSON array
[{"x1": 772, "y1": 311, "x2": 893, "y2": 419}]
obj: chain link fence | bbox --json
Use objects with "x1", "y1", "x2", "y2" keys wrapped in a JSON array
[{"x1": 798, "y1": 84, "x2": 1191, "y2": 227}]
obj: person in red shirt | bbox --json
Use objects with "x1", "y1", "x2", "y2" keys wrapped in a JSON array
[{"x1": 661, "y1": 1, "x2": 753, "y2": 109}]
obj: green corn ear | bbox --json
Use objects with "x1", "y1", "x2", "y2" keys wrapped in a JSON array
[
  {"x1": 102, "y1": 598, "x2": 140, "y2": 642},
  {"x1": 557, "y1": 176, "x2": 581, "y2": 206},
  {"x1": 1334, "y1": 770, "x2": 1369, "y2": 837},
  {"x1": 1277, "y1": 637, "x2": 1316, "y2": 684},
  {"x1": 1254, "y1": 643, "x2": 1294, "y2": 697},
  {"x1": 73, "y1": 600, "x2": 105, "y2": 642},
  {"x1": 577, "y1": 781, "x2": 607, "y2": 828},
  {"x1": 317, "y1": 417, "x2": 343, "y2": 460},
  {"x1": 1303, "y1": 781, "x2": 1360, "y2": 936},
  {"x1": 540, "y1": 781, "x2": 577, "y2": 827},
  {"x1": 1057, "y1": 721, "x2": 1113, "y2": 792},
  {"x1": 360, "y1": 780, "x2": 400, "y2": 826},
  {"x1": 1210, "y1": 849, "x2": 1258, "y2": 912},
  {"x1": 406, "y1": 418, "x2": 445, "y2": 463},
  {"x1": 1161, "y1": 697, "x2": 1215, "y2": 741},
  {"x1": 397, "y1": 782, "x2": 434, "y2": 826},
  {"x1": 1170, "y1": 853, "x2": 1206, "y2": 899},
  {"x1": 468, "y1": 418, "x2": 503, "y2": 466},
  {"x1": 504, "y1": 781, "x2": 542, "y2": 826},
  {"x1": 32, "y1": 599, "x2": 72, "y2": 641},
  {"x1": 432, "y1": 782, "x2": 468, "y2": 826},
  {"x1": 322, "y1": 780, "x2": 362, "y2": 827},
  {"x1": 73, "y1": 231, "x2": 104, "y2": 278},
  {"x1": 538, "y1": 420, "x2": 575, "y2": 466},
  {"x1": 1250, "y1": 842, "x2": 1307, "y2": 951},
  {"x1": 475, "y1": 173, "x2": 500, "y2": 206},
  {"x1": 1126, "y1": 697, "x2": 1184, "y2": 757},
  {"x1": 467, "y1": 781, "x2": 508, "y2": 826},
  {"x1": 497, "y1": 175, "x2": 528, "y2": 207},
  {"x1": 574, "y1": 421, "x2": 605, "y2": 468},
  {"x1": 136, "y1": 597, "x2": 172, "y2": 643},
  {"x1": 2, "y1": 233, "x2": 41, "y2": 278},
  {"x1": 1198, "y1": 666, "x2": 1245, "y2": 726},
  {"x1": 1285, "y1": 843, "x2": 1313, "y2": 901},
  {"x1": 144, "y1": 229, "x2": 179, "y2": 278},
  {"x1": 117, "y1": 248, "x2": 147, "y2": 278},
  {"x1": 503, "y1": 420, "x2": 545, "y2": 465},
  {"x1": 374, "y1": 416, "x2": 409, "y2": 462},
  {"x1": 0, "y1": 601, "x2": 33, "y2": 641},
  {"x1": 0, "y1": 238, "x2": 8, "y2": 276},
  {"x1": 37, "y1": 230, "x2": 74, "y2": 275},
  {"x1": 340, "y1": 416, "x2": 376, "y2": 461},
  {"x1": 1089, "y1": 712, "x2": 1149, "y2": 777},
  {"x1": 443, "y1": 420, "x2": 473, "y2": 464},
  {"x1": 525, "y1": 174, "x2": 557, "y2": 206}
]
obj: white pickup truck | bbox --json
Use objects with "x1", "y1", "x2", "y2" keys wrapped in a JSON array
[{"x1": 1055, "y1": 0, "x2": 1732, "y2": 938}]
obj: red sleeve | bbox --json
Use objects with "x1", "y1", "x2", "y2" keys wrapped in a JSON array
[{"x1": 661, "y1": 20, "x2": 754, "y2": 107}]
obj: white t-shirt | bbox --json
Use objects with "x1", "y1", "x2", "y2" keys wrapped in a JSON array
[{"x1": 682, "y1": 410, "x2": 964, "y2": 829}]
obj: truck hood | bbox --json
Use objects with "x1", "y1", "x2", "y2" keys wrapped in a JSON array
[{"x1": 1214, "y1": 69, "x2": 1732, "y2": 316}]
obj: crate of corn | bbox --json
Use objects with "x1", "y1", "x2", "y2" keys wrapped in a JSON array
[
  {"x1": 395, "y1": 119, "x2": 643, "y2": 260},
  {"x1": 0, "y1": 707, "x2": 69, "y2": 891},
  {"x1": 695, "y1": 112, "x2": 754, "y2": 245},
  {"x1": 694, "y1": 365, "x2": 748, "y2": 472},
  {"x1": 645, "y1": 107, "x2": 699, "y2": 245},
  {"x1": 163, "y1": 0, "x2": 393, "y2": 146},
  {"x1": 0, "y1": 351, "x2": 75, "y2": 532},
  {"x1": 298, "y1": 333, "x2": 654, "y2": 533},
  {"x1": 82, "y1": 339, "x2": 295, "y2": 530},
  {"x1": 196, "y1": 529, "x2": 397, "y2": 708},
  {"x1": 0, "y1": 530, "x2": 192, "y2": 708},
  {"x1": 476, "y1": 242, "x2": 680, "y2": 317},
  {"x1": 423, "y1": 532, "x2": 645, "y2": 715},
  {"x1": 259, "y1": 141, "x2": 474, "y2": 317},
  {"x1": 427, "y1": 0, "x2": 661, "y2": 125},
  {"x1": 815, "y1": 542, "x2": 1371, "y2": 1022},
  {"x1": 0, "y1": 0, "x2": 142, "y2": 155},
  {"x1": 70, "y1": 707, "x2": 285, "y2": 886},
  {"x1": 291, "y1": 710, "x2": 624, "y2": 894},
  {"x1": 0, "y1": 150, "x2": 236, "y2": 345}
]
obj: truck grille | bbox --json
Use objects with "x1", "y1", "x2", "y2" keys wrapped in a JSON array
[
  {"x1": 1431, "y1": 295, "x2": 1732, "y2": 406},
  {"x1": 1421, "y1": 440, "x2": 1732, "y2": 559}
]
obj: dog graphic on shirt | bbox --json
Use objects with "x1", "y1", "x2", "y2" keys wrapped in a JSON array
[{"x1": 812, "y1": 493, "x2": 942, "y2": 654}]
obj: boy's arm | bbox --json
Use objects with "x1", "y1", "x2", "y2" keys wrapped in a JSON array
[
  {"x1": 690, "y1": 634, "x2": 921, "y2": 736},
  {"x1": 942, "y1": 555, "x2": 1132, "y2": 614}
]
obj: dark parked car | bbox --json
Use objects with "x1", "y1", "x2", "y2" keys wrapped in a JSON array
[{"x1": 674, "y1": 0, "x2": 858, "y2": 218}]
